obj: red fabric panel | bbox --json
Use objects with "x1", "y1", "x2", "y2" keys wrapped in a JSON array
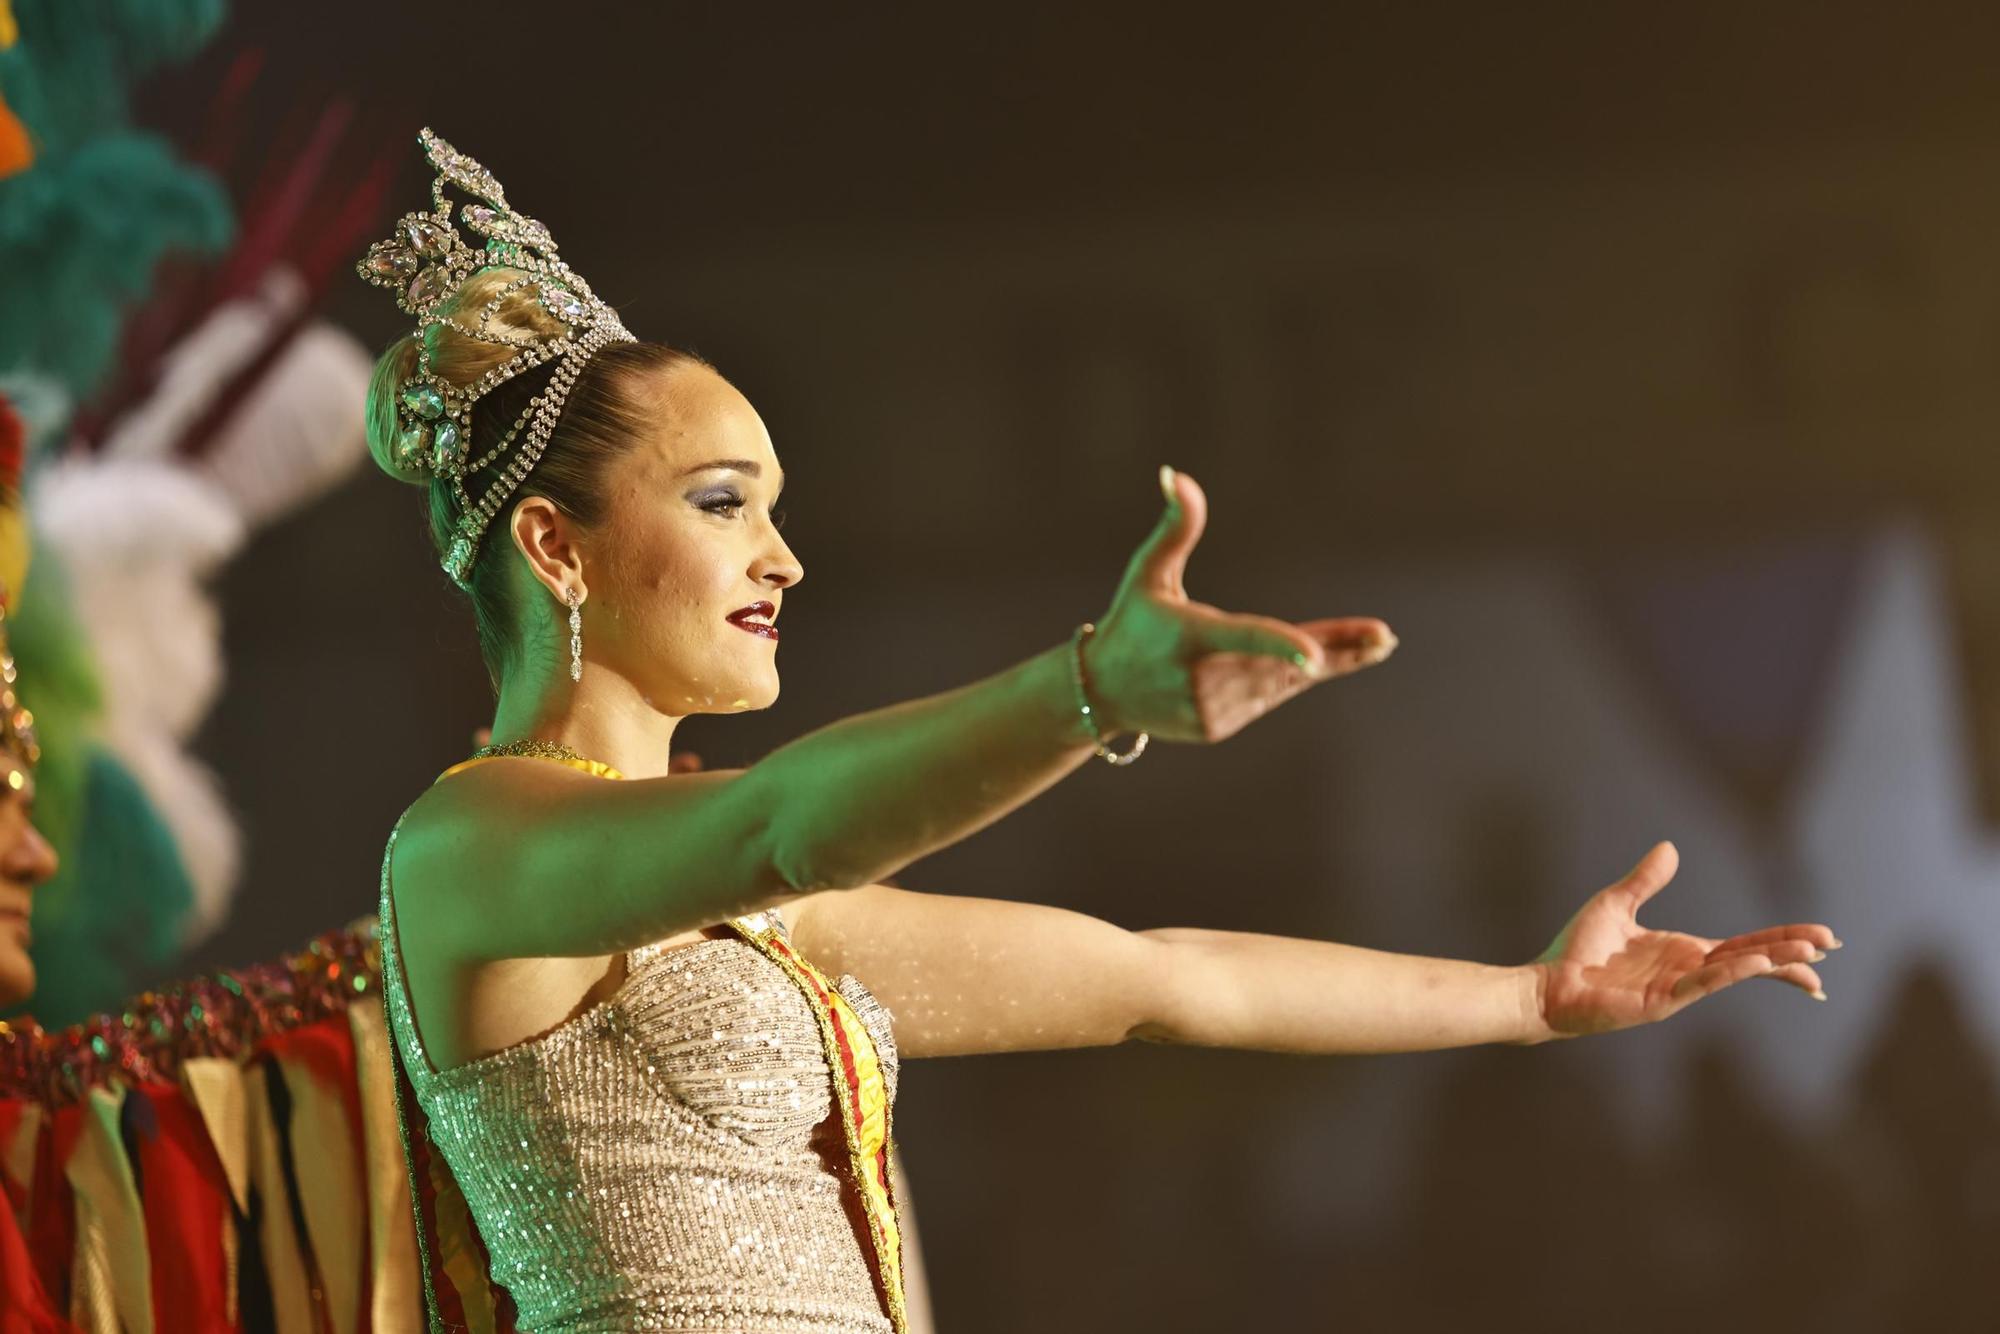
[
  {"x1": 0, "y1": 1114, "x2": 70, "y2": 1333},
  {"x1": 28, "y1": 1105, "x2": 76, "y2": 1316},
  {"x1": 129, "y1": 1082, "x2": 237, "y2": 1333},
  {"x1": 261, "y1": 1017, "x2": 368, "y2": 1331}
]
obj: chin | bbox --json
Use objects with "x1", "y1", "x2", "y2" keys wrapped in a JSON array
[
  {"x1": 731, "y1": 677, "x2": 780, "y2": 712},
  {"x1": 0, "y1": 953, "x2": 33, "y2": 1010}
]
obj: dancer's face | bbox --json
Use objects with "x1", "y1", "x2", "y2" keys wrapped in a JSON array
[
  {"x1": 583, "y1": 362, "x2": 802, "y2": 715},
  {"x1": 0, "y1": 751, "x2": 57, "y2": 1008}
]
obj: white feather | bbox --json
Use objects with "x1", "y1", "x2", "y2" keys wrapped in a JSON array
[
  {"x1": 32, "y1": 459, "x2": 245, "y2": 944},
  {"x1": 197, "y1": 318, "x2": 372, "y2": 528},
  {"x1": 99, "y1": 268, "x2": 309, "y2": 463}
]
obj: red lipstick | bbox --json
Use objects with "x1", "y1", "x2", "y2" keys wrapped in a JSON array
[{"x1": 726, "y1": 601, "x2": 779, "y2": 641}]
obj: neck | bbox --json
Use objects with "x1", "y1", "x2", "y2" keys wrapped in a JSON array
[{"x1": 488, "y1": 662, "x2": 684, "y2": 780}]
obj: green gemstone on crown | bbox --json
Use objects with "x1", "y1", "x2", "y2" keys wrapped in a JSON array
[
  {"x1": 401, "y1": 384, "x2": 445, "y2": 420},
  {"x1": 431, "y1": 419, "x2": 461, "y2": 471},
  {"x1": 395, "y1": 421, "x2": 431, "y2": 468}
]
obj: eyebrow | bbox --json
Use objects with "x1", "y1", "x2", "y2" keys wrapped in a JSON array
[{"x1": 678, "y1": 458, "x2": 783, "y2": 488}]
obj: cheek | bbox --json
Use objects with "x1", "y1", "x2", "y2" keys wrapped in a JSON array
[{"x1": 600, "y1": 525, "x2": 742, "y2": 644}]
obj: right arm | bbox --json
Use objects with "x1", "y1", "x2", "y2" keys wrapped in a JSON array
[
  {"x1": 396, "y1": 468, "x2": 1396, "y2": 962},
  {"x1": 400, "y1": 643, "x2": 1099, "y2": 959}
]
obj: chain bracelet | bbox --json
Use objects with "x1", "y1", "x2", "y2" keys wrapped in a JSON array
[{"x1": 1069, "y1": 622, "x2": 1149, "y2": 766}]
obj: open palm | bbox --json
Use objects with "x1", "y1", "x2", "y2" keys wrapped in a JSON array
[
  {"x1": 1531, "y1": 843, "x2": 1840, "y2": 1039},
  {"x1": 1090, "y1": 467, "x2": 1398, "y2": 744}
]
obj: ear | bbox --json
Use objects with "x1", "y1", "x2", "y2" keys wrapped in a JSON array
[{"x1": 508, "y1": 495, "x2": 585, "y2": 600}]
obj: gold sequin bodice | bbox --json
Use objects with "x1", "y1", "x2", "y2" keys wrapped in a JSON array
[{"x1": 379, "y1": 826, "x2": 899, "y2": 1333}]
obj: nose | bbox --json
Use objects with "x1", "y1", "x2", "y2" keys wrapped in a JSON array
[
  {"x1": 755, "y1": 531, "x2": 803, "y2": 591},
  {"x1": 3, "y1": 819, "x2": 55, "y2": 888}
]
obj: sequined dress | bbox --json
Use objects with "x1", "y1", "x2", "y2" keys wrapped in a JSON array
[{"x1": 379, "y1": 821, "x2": 902, "y2": 1333}]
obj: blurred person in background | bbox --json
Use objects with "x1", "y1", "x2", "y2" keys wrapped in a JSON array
[{"x1": 0, "y1": 674, "x2": 57, "y2": 1012}]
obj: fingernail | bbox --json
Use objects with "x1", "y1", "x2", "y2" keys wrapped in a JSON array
[
  {"x1": 1828, "y1": 938, "x2": 1844, "y2": 950},
  {"x1": 1810, "y1": 989, "x2": 1828, "y2": 1001},
  {"x1": 1159, "y1": 464, "x2": 1177, "y2": 504},
  {"x1": 1292, "y1": 650, "x2": 1327, "y2": 678},
  {"x1": 1809, "y1": 950, "x2": 1828, "y2": 963}
]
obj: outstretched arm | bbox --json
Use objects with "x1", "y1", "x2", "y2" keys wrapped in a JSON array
[
  {"x1": 399, "y1": 469, "x2": 1393, "y2": 964},
  {"x1": 786, "y1": 844, "x2": 1840, "y2": 1058}
]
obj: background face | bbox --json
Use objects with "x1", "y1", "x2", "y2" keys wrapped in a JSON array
[
  {"x1": 0, "y1": 756, "x2": 49, "y2": 1008},
  {"x1": 143, "y1": 5, "x2": 2000, "y2": 1330}
]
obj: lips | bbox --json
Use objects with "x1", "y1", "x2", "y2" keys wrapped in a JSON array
[{"x1": 726, "y1": 601, "x2": 779, "y2": 641}]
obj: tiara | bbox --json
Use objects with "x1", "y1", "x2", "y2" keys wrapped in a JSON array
[
  {"x1": 355, "y1": 128, "x2": 636, "y2": 588},
  {"x1": 0, "y1": 599, "x2": 37, "y2": 769}
]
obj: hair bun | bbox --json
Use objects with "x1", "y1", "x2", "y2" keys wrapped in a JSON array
[
  {"x1": 363, "y1": 268, "x2": 575, "y2": 491},
  {"x1": 364, "y1": 334, "x2": 434, "y2": 488}
]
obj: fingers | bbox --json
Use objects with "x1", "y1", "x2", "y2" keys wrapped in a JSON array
[
  {"x1": 1670, "y1": 950, "x2": 1770, "y2": 1003},
  {"x1": 1614, "y1": 841, "x2": 1679, "y2": 913},
  {"x1": 1200, "y1": 610, "x2": 1328, "y2": 673},
  {"x1": 1760, "y1": 962, "x2": 1826, "y2": 999},
  {"x1": 1671, "y1": 953, "x2": 1828, "y2": 1011},
  {"x1": 1122, "y1": 466, "x2": 1208, "y2": 601},
  {"x1": 1297, "y1": 617, "x2": 1399, "y2": 675},
  {"x1": 1706, "y1": 923, "x2": 1842, "y2": 954},
  {"x1": 1704, "y1": 937, "x2": 1825, "y2": 967}
]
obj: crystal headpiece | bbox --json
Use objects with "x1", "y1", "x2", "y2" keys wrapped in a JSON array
[
  {"x1": 355, "y1": 128, "x2": 636, "y2": 588},
  {"x1": 0, "y1": 597, "x2": 37, "y2": 769}
]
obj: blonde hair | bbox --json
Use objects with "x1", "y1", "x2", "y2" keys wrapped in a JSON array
[{"x1": 365, "y1": 267, "x2": 707, "y2": 687}]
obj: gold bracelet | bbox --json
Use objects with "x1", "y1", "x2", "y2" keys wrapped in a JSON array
[{"x1": 1069, "y1": 622, "x2": 1149, "y2": 766}]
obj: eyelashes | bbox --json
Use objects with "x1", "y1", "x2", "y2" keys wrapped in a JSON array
[{"x1": 695, "y1": 491, "x2": 787, "y2": 530}]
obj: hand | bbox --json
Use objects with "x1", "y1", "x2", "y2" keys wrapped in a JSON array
[
  {"x1": 1526, "y1": 842, "x2": 1841, "y2": 1041},
  {"x1": 1085, "y1": 466, "x2": 1397, "y2": 743}
]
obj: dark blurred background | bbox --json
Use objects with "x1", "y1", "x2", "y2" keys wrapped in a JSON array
[{"x1": 130, "y1": 3, "x2": 2000, "y2": 1329}]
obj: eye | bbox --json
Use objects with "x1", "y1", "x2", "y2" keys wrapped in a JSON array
[
  {"x1": 697, "y1": 491, "x2": 745, "y2": 517},
  {"x1": 770, "y1": 507, "x2": 788, "y2": 531}
]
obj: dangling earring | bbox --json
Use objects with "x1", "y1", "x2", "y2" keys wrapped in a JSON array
[{"x1": 565, "y1": 587, "x2": 584, "y2": 682}]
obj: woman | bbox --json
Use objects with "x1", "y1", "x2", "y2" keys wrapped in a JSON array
[{"x1": 360, "y1": 131, "x2": 1839, "y2": 1334}]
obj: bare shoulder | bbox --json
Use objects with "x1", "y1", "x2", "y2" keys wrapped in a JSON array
[{"x1": 386, "y1": 760, "x2": 595, "y2": 951}]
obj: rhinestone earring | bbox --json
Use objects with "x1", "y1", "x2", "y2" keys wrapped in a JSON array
[{"x1": 565, "y1": 587, "x2": 583, "y2": 682}]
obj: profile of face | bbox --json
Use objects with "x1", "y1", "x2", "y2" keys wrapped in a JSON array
[
  {"x1": 562, "y1": 362, "x2": 804, "y2": 715},
  {"x1": 0, "y1": 751, "x2": 58, "y2": 1009}
]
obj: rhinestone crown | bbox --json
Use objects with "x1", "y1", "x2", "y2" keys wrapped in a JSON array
[
  {"x1": 355, "y1": 128, "x2": 636, "y2": 588},
  {"x1": 0, "y1": 597, "x2": 37, "y2": 768}
]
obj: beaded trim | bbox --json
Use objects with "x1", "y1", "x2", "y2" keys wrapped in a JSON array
[
  {"x1": 356, "y1": 128, "x2": 638, "y2": 589},
  {"x1": 469, "y1": 739, "x2": 591, "y2": 766},
  {"x1": 0, "y1": 922, "x2": 380, "y2": 1104}
]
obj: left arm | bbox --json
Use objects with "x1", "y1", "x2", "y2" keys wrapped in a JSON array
[
  {"x1": 790, "y1": 885, "x2": 1549, "y2": 1058},
  {"x1": 787, "y1": 843, "x2": 1839, "y2": 1060}
]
